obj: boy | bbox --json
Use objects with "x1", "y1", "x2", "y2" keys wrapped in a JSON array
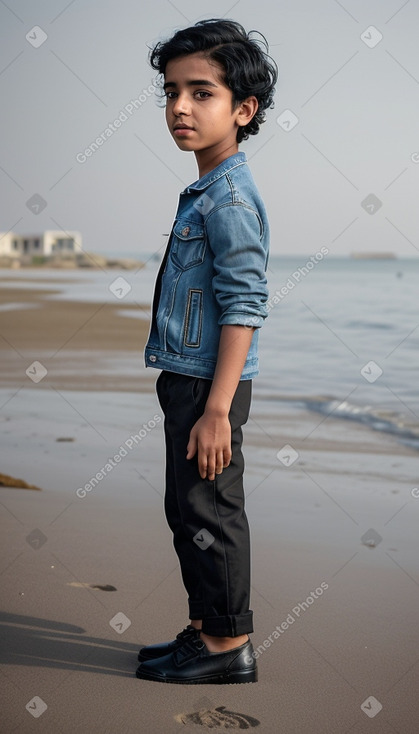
[{"x1": 136, "y1": 18, "x2": 277, "y2": 684}]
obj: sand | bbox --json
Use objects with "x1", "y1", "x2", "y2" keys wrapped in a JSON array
[
  {"x1": 0, "y1": 285, "x2": 152, "y2": 392},
  {"x1": 1, "y1": 284, "x2": 419, "y2": 733}
]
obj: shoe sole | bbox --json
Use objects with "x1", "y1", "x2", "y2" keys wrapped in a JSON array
[{"x1": 135, "y1": 668, "x2": 258, "y2": 684}]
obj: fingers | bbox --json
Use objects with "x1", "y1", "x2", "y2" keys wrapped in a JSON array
[
  {"x1": 223, "y1": 448, "x2": 232, "y2": 469},
  {"x1": 186, "y1": 431, "x2": 197, "y2": 460},
  {"x1": 205, "y1": 450, "x2": 222, "y2": 481},
  {"x1": 197, "y1": 449, "x2": 211, "y2": 480},
  {"x1": 199, "y1": 449, "x2": 230, "y2": 481},
  {"x1": 201, "y1": 454, "x2": 216, "y2": 481},
  {"x1": 199, "y1": 457, "x2": 208, "y2": 480}
]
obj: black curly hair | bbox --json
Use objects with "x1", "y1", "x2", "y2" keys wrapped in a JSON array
[{"x1": 149, "y1": 18, "x2": 278, "y2": 143}]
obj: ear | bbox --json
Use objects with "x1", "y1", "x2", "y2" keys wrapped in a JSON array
[{"x1": 236, "y1": 96, "x2": 259, "y2": 128}]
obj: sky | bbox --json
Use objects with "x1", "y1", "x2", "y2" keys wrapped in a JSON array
[{"x1": 1, "y1": 0, "x2": 419, "y2": 257}]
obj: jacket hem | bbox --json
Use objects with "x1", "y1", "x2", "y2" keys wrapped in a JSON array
[{"x1": 144, "y1": 349, "x2": 258, "y2": 380}]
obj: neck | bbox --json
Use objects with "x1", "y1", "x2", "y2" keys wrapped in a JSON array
[{"x1": 195, "y1": 141, "x2": 239, "y2": 178}]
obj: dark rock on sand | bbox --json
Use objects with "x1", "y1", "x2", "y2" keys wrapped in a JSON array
[{"x1": 0, "y1": 472, "x2": 42, "y2": 490}]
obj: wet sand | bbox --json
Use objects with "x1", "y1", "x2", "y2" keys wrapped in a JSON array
[
  {"x1": 1, "y1": 283, "x2": 419, "y2": 732},
  {"x1": 0, "y1": 285, "x2": 153, "y2": 392}
]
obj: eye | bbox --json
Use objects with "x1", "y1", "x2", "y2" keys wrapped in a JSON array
[
  {"x1": 165, "y1": 91, "x2": 177, "y2": 100},
  {"x1": 195, "y1": 90, "x2": 211, "y2": 99}
]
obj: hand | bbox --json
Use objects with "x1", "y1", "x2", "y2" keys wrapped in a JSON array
[{"x1": 186, "y1": 411, "x2": 231, "y2": 480}]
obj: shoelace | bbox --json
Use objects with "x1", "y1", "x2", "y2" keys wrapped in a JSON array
[
  {"x1": 175, "y1": 625, "x2": 200, "y2": 642},
  {"x1": 175, "y1": 635, "x2": 206, "y2": 661}
]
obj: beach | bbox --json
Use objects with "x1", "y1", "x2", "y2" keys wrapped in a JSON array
[{"x1": 1, "y1": 269, "x2": 419, "y2": 733}]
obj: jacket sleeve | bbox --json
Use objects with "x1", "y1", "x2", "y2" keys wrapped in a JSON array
[{"x1": 205, "y1": 202, "x2": 269, "y2": 328}]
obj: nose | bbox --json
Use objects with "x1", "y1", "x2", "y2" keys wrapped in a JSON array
[{"x1": 172, "y1": 92, "x2": 191, "y2": 117}]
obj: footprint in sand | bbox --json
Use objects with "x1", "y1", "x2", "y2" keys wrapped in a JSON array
[{"x1": 175, "y1": 706, "x2": 260, "y2": 729}]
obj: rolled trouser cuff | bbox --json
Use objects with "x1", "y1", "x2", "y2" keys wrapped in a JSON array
[{"x1": 201, "y1": 610, "x2": 253, "y2": 637}]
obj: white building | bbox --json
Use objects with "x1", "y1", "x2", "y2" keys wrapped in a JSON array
[{"x1": 0, "y1": 230, "x2": 82, "y2": 258}]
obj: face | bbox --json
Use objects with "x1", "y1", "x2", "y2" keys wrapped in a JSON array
[{"x1": 163, "y1": 53, "x2": 253, "y2": 160}]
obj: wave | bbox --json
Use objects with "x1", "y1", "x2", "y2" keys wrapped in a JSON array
[
  {"x1": 301, "y1": 397, "x2": 419, "y2": 450},
  {"x1": 255, "y1": 391, "x2": 419, "y2": 450}
]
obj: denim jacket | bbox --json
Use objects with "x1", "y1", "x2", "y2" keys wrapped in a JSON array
[{"x1": 144, "y1": 151, "x2": 269, "y2": 380}]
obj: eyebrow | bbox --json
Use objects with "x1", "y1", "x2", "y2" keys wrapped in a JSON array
[{"x1": 163, "y1": 79, "x2": 218, "y2": 91}]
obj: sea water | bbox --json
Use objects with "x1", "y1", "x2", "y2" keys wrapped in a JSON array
[{"x1": 1, "y1": 255, "x2": 418, "y2": 448}]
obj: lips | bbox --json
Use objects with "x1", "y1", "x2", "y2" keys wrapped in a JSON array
[{"x1": 173, "y1": 124, "x2": 194, "y2": 131}]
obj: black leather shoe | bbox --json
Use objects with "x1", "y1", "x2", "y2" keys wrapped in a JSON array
[
  {"x1": 135, "y1": 635, "x2": 257, "y2": 684},
  {"x1": 137, "y1": 624, "x2": 200, "y2": 662}
]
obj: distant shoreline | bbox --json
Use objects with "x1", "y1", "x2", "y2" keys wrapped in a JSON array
[
  {"x1": 0, "y1": 251, "x2": 145, "y2": 270},
  {"x1": 350, "y1": 252, "x2": 396, "y2": 259}
]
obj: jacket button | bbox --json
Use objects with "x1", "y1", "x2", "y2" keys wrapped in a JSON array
[
  {"x1": 181, "y1": 226, "x2": 190, "y2": 236},
  {"x1": 149, "y1": 355, "x2": 157, "y2": 363}
]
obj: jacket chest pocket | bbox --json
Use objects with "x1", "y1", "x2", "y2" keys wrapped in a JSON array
[{"x1": 170, "y1": 220, "x2": 206, "y2": 270}]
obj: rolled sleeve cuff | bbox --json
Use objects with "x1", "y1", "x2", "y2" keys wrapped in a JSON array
[{"x1": 218, "y1": 309, "x2": 267, "y2": 328}]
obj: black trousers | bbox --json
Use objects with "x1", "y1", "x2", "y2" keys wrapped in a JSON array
[{"x1": 156, "y1": 370, "x2": 253, "y2": 637}]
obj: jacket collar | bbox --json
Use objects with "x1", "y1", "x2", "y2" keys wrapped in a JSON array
[{"x1": 182, "y1": 152, "x2": 247, "y2": 193}]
